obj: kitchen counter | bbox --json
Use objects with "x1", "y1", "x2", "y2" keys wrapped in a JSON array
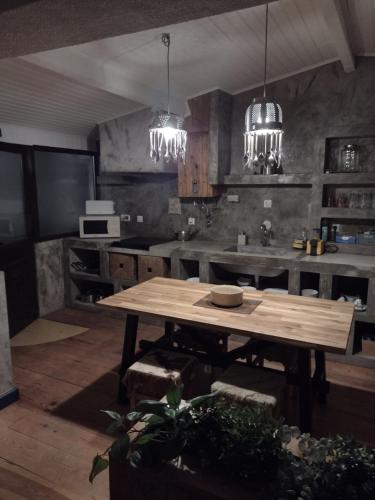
[
  {"x1": 301, "y1": 251, "x2": 375, "y2": 268},
  {"x1": 63, "y1": 236, "x2": 375, "y2": 369},
  {"x1": 64, "y1": 236, "x2": 375, "y2": 275}
]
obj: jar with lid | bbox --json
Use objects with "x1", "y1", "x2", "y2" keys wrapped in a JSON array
[{"x1": 341, "y1": 144, "x2": 359, "y2": 172}]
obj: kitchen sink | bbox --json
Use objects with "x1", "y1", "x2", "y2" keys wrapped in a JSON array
[
  {"x1": 217, "y1": 244, "x2": 289, "y2": 279},
  {"x1": 224, "y1": 245, "x2": 289, "y2": 256}
]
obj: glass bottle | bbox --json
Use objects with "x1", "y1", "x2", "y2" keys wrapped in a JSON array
[{"x1": 341, "y1": 145, "x2": 359, "y2": 172}]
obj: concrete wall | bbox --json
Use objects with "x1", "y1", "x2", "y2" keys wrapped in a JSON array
[
  {"x1": 231, "y1": 57, "x2": 375, "y2": 175},
  {"x1": 0, "y1": 272, "x2": 17, "y2": 405},
  {"x1": 99, "y1": 57, "x2": 375, "y2": 243},
  {"x1": 35, "y1": 240, "x2": 65, "y2": 316},
  {"x1": 99, "y1": 108, "x2": 177, "y2": 174}
]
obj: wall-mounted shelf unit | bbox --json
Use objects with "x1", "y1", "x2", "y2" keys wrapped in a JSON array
[
  {"x1": 324, "y1": 135, "x2": 375, "y2": 174},
  {"x1": 223, "y1": 174, "x2": 313, "y2": 186},
  {"x1": 322, "y1": 172, "x2": 375, "y2": 185},
  {"x1": 321, "y1": 208, "x2": 375, "y2": 219}
]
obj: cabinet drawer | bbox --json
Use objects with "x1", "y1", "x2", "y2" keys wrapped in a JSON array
[
  {"x1": 138, "y1": 256, "x2": 169, "y2": 282},
  {"x1": 110, "y1": 253, "x2": 137, "y2": 281}
]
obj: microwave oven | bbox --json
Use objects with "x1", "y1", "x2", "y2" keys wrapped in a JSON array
[{"x1": 79, "y1": 215, "x2": 121, "y2": 238}]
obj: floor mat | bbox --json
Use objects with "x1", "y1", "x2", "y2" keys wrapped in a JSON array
[{"x1": 10, "y1": 318, "x2": 88, "y2": 347}]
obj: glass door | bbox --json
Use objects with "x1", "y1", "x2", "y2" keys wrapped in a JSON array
[
  {"x1": 0, "y1": 149, "x2": 27, "y2": 245},
  {"x1": 0, "y1": 142, "x2": 38, "y2": 336}
]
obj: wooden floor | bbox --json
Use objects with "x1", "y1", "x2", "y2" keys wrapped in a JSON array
[{"x1": 0, "y1": 307, "x2": 375, "y2": 500}]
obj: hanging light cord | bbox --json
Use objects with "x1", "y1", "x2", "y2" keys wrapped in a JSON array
[
  {"x1": 263, "y1": 3, "x2": 269, "y2": 98},
  {"x1": 162, "y1": 33, "x2": 171, "y2": 114}
]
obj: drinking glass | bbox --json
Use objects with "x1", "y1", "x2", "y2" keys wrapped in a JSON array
[
  {"x1": 349, "y1": 191, "x2": 360, "y2": 209},
  {"x1": 360, "y1": 192, "x2": 373, "y2": 209}
]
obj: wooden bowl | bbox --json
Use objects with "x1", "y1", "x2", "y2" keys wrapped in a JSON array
[{"x1": 210, "y1": 285, "x2": 244, "y2": 307}]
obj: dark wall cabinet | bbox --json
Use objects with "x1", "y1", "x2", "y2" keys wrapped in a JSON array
[{"x1": 178, "y1": 90, "x2": 232, "y2": 198}]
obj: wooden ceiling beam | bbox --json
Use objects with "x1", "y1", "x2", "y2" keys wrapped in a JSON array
[{"x1": 318, "y1": 0, "x2": 355, "y2": 72}]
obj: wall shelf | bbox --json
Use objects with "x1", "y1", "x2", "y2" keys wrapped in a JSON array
[
  {"x1": 322, "y1": 172, "x2": 375, "y2": 185},
  {"x1": 321, "y1": 208, "x2": 375, "y2": 219},
  {"x1": 97, "y1": 172, "x2": 177, "y2": 185},
  {"x1": 70, "y1": 272, "x2": 110, "y2": 283},
  {"x1": 223, "y1": 174, "x2": 313, "y2": 186},
  {"x1": 332, "y1": 243, "x2": 375, "y2": 255},
  {"x1": 72, "y1": 300, "x2": 103, "y2": 312}
]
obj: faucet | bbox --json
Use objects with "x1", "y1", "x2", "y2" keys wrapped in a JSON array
[
  {"x1": 260, "y1": 220, "x2": 272, "y2": 247},
  {"x1": 194, "y1": 200, "x2": 218, "y2": 227}
]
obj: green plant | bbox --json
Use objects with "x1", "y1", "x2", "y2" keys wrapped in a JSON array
[
  {"x1": 299, "y1": 434, "x2": 375, "y2": 500},
  {"x1": 185, "y1": 403, "x2": 296, "y2": 483},
  {"x1": 274, "y1": 434, "x2": 375, "y2": 500},
  {"x1": 89, "y1": 384, "x2": 375, "y2": 500},
  {"x1": 89, "y1": 384, "x2": 216, "y2": 482}
]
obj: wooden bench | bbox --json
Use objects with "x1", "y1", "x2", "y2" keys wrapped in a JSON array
[
  {"x1": 122, "y1": 349, "x2": 198, "y2": 409},
  {"x1": 211, "y1": 363, "x2": 286, "y2": 416}
]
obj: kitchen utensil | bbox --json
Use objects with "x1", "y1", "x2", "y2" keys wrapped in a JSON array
[
  {"x1": 257, "y1": 152, "x2": 266, "y2": 174},
  {"x1": 265, "y1": 150, "x2": 276, "y2": 175}
]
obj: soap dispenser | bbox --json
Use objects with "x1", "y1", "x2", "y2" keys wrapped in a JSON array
[{"x1": 237, "y1": 231, "x2": 247, "y2": 246}]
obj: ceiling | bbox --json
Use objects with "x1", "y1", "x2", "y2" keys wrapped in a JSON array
[
  {"x1": 0, "y1": 59, "x2": 141, "y2": 134},
  {"x1": 0, "y1": 0, "x2": 273, "y2": 59},
  {"x1": 0, "y1": 0, "x2": 374, "y2": 136}
]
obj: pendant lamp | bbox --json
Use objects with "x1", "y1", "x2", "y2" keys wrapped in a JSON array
[
  {"x1": 243, "y1": 3, "x2": 283, "y2": 173},
  {"x1": 149, "y1": 33, "x2": 187, "y2": 163}
]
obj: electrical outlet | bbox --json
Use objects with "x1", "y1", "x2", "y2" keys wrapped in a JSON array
[
  {"x1": 136, "y1": 215, "x2": 144, "y2": 223},
  {"x1": 188, "y1": 217, "x2": 195, "y2": 225},
  {"x1": 264, "y1": 199, "x2": 272, "y2": 208},
  {"x1": 120, "y1": 214, "x2": 131, "y2": 222},
  {"x1": 227, "y1": 194, "x2": 240, "y2": 203}
]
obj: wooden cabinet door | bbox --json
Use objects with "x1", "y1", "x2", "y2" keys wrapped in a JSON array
[{"x1": 178, "y1": 132, "x2": 219, "y2": 198}]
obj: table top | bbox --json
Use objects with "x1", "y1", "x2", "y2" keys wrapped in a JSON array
[{"x1": 98, "y1": 277, "x2": 355, "y2": 354}]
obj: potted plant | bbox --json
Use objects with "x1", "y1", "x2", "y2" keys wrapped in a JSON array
[{"x1": 90, "y1": 385, "x2": 375, "y2": 500}]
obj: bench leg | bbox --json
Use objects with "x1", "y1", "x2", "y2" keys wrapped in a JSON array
[{"x1": 118, "y1": 314, "x2": 139, "y2": 405}]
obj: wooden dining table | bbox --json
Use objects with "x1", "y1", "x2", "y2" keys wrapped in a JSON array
[{"x1": 98, "y1": 277, "x2": 355, "y2": 432}]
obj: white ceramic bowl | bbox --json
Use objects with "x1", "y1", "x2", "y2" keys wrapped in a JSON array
[
  {"x1": 264, "y1": 288, "x2": 288, "y2": 295},
  {"x1": 186, "y1": 277, "x2": 200, "y2": 283},
  {"x1": 301, "y1": 288, "x2": 319, "y2": 298},
  {"x1": 236, "y1": 277, "x2": 251, "y2": 287}
]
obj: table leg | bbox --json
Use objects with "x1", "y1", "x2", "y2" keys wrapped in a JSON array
[
  {"x1": 298, "y1": 348, "x2": 312, "y2": 433},
  {"x1": 118, "y1": 314, "x2": 139, "y2": 405},
  {"x1": 313, "y1": 350, "x2": 330, "y2": 404},
  {"x1": 165, "y1": 321, "x2": 174, "y2": 338}
]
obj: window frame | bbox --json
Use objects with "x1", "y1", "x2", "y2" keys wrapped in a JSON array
[{"x1": 30, "y1": 145, "x2": 98, "y2": 242}]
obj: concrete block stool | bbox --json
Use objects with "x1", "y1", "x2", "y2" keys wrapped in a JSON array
[
  {"x1": 123, "y1": 349, "x2": 198, "y2": 409},
  {"x1": 211, "y1": 363, "x2": 286, "y2": 416}
]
